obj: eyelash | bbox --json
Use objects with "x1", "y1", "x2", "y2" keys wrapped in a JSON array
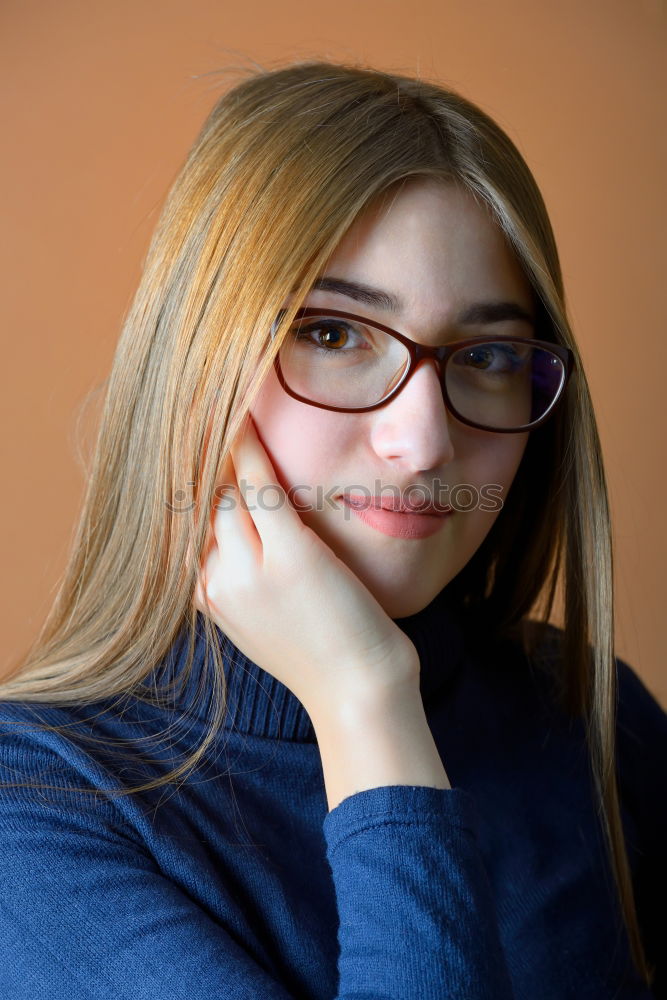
[{"x1": 291, "y1": 318, "x2": 528, "y2": 376}]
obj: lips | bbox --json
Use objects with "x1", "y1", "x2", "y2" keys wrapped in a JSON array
[{"x1": 341, "y1": 494, "x2": 453, "y2": 516}]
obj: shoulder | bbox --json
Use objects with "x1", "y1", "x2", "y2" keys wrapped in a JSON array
[
  {"x1": 518, "y1": 622, "x2": 667, "y2": 792},
  {"x1": 0, "y1": 696, "x2": 108, "y2": 759},
  {"x1": 517, "y1": 625, "x2": 667, "y2": 842},
  {"x1": 0, "y1": 697, "x2": 174, "y2": 867},
  {"x1": 514, "y1": 620, "x2": 666, "y2": 720},
  {"x1": 0, "y1": 695, "x2": 161, "y2": 831},
  {"x1": 0, "y1": 698, "x2": 83, "y2": 764},
  {"x1": 615, "y1": 656, "x2": 667, "y2": 748},
  {"x1": 0, "y1": 699, "x2": 118, "y2": 810},
  {"x1": 613, "y1": 657, "x2": 667, "y2": 825},
  {"x1": 611, "y1": 659, "x2": 667, "y2": 996}
]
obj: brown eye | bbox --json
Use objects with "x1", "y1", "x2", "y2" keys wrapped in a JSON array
[
  {"x1": 291, "y1": 319, "x2": 373, "y2": 352},
  {"x1": 309, "y1": 323, "x2": 350, "y2": 350}
]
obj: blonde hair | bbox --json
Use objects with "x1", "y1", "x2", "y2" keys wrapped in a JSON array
[{"x1": 0, "y1": 59, "x2": 654, "y2": 988}]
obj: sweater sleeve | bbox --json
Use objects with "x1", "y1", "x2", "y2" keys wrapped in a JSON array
[
  {"x1": 0, "y1": 726, "x2": 512, "y2": 999},
  {"x1": 322, "y1": 783, "x2": 514, "y2": 998}
]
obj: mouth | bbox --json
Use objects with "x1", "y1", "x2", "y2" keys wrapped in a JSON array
[
  {"x1": 339, "y1": 493, "x2": 454, "y2": 540},
  {"x1": 341, "y1": 494, "x2": 453, "y2": 517}
]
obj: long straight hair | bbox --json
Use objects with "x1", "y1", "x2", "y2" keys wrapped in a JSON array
[{"x1": 0, "y1": 60, "x2": 654, "y2": 988}]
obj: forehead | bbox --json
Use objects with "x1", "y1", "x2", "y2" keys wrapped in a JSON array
[{"x1": 321, "y1": 178, "x2": 534, "y2": 326}]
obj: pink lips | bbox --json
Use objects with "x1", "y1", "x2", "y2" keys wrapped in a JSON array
[{"x1": 341, "y1": 494, "x2": 453, "y2": 539}]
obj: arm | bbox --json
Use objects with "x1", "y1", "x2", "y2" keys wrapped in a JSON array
[
  {"x1": 187, "y1": 418, "x2": 514, "y2": 997},
  {"x1": 0, "y1": 700, "x2": 514, "y2": 1000},
  {"x1": 311, "y1": 680, "x2": 514, "y2": 999},
  {"x1": 0, "y1": 747, "x2": 295, "y2": 1000},
  {"x1": 311, "y1": 675, "x2": 450, "y2": 811}
]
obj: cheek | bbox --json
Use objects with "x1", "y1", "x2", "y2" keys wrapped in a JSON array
[
  {"x1": 450, "y1": 435, "x2": 528, "y2": 555},
  {"x1": 503, "y1": 433, "x2": 530, "y2": 479},
  {"x1": 471, "y1": 433, "x2": 529, "y2": 503},
  {"x1": 248, "y1": 371, "x2": 349, "y2": 492}
]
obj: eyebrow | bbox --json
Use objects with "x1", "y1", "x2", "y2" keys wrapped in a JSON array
[{"x1": 310, "y1": 275, "x2": 535, "y2": 328}]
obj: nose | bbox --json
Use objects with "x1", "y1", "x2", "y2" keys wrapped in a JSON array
[{"x1": 369, "y1": 359, "x2": 455, "y2": 472}]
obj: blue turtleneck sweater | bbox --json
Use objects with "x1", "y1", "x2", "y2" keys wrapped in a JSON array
[{"x1": 0, "y1": 590, "x2": 664, "y2": 999}]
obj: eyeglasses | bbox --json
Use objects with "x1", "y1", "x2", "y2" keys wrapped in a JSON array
[{"x1": 270, "y1": 307, "x2": 575, "y2": 433}]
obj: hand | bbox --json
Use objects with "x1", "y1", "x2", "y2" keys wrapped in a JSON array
[{"x1": 192, "y1": 414, "x2": 420, "y2": 717}]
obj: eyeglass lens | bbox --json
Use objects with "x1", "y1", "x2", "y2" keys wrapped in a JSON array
[{"x1": 277, "y1": 315, "x2": 565, "y2": 429}]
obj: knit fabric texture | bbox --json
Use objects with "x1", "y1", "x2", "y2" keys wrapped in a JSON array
[{"x1": 0, "y1": 587, "x2": 664, "y2": 999}]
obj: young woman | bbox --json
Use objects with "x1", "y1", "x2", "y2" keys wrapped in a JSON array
[{"x1": 0, "y1": 61, "x2": 664, "y2": 999}]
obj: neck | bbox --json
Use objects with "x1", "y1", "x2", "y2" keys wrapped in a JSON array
[{"x1": 151, "y1": 586, "x2": 478, "y2": 742}]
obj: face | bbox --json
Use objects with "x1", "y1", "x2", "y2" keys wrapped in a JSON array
[{"x1": 248, "y1": 178, "x2": 535, "y2": 618}]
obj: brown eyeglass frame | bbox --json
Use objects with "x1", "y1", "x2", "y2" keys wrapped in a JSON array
[{"x1": 271, "y1": 307, "x2": 576, "y2": 433}]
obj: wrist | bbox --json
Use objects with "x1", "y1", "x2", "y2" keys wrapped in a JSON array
[
  {"x1": 309, "y1": 681, "x2": 450, "y2": 811},
  {"x1": 305, "y1": 653, "x2": 421, "y2": 728}
]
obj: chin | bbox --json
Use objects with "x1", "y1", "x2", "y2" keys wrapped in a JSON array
[
  {"x1": 298, "y1": 509, "x2": 453, "y2": 619},
  {"x1": 376, "y1": 590, "x2": 441, "y2": 620},
  {"x1": 360, "y1": 573, "x2": 449, "y2": 620}
]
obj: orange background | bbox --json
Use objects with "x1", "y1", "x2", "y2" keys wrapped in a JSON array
[{"x1": 1, "y1": 0, "x2": 665, "y2": 707}]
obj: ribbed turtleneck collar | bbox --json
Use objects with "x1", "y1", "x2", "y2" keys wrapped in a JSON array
[{"x1": 151, "y1": 586, "x2": 474, "y2": 743}]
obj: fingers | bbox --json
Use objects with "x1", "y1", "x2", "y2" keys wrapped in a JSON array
[
  {"x1": 225, "y1": 414, "x2": 302, "y2": 555},
  {"x1": 206, "y1": 422, "x2": 262, "y2": 582},
  {"x1": 193, "y1": 424, "x2": 258, "y2": 614},
  {"x1": 194, "y1": 412, "x2": 302, "y2": 617}
]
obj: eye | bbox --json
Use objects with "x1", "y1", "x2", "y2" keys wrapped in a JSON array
[
  {"x1": 290, "y1": 318, "x2": 374, "y2": 352},
  {"x1": 455, "y1": 342, "x2": 527, "y2": 374}
]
